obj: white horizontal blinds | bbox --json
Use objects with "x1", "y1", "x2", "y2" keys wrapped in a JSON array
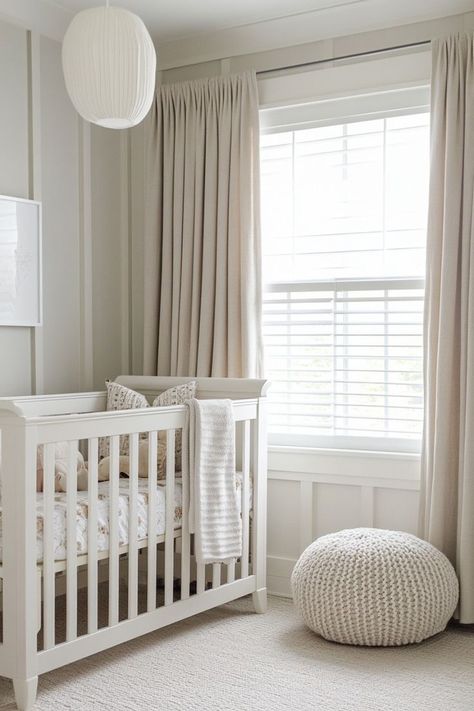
[
  {"x1": 260, "y1": 110, "x2": 429, "y2": 451},
  {"x1": 261, "y1": 114, "x2": 430, "y2": 283},
  {"x1": 264, "y1": 279, "x2": 424, "y2": 444}
]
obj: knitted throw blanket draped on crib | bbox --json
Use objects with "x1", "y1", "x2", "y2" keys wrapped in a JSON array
[{"x1": 182, "y1": 399, "x2": 242, "y2": 565}]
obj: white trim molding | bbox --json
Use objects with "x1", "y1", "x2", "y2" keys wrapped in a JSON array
[
  {"x1": 269, "y1": 446, "x2": 421, "y2": 489},
  {"x1": 78, "y1": 119, "x2": 93, "y2": 392},
  {"x1": 27, "y1": 30, "x2": 43, "y2": 395}
]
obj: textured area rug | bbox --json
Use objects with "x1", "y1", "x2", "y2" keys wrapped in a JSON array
[{"x1": 0, "y1": 595, "x2": 473, "y2": 710}]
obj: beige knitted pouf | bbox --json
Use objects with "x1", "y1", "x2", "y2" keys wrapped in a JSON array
[{"x1": 291, "y1": 528, "x2": 459, "y2": 646}]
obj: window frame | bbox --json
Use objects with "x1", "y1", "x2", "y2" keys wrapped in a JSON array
[{"x1": 260, "y1": 96, "x2": 429, "y2": 455}]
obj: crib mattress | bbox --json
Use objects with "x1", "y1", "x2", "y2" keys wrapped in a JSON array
[{"x1": 0, "y1": 473, "x2": 248, "y2": 563}]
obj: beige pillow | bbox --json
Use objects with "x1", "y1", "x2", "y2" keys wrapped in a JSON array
[
  {"x1": 152, "y1": 381, "x2": 197, "y2": 408},
  {"x1": 98, "y1": 379, "x2": 197, "y2": 473},
  {"x1": 99, "y1": 380, "x2": 149, "y2": 459},
  {"x1": 153, "y1": 381, "x2": 197, "y2": 470}
]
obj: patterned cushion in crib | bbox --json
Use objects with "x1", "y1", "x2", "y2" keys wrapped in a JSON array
[
  {"x1": 98, "y1": 380, "x2": 197, "y2": 475},
  {"x1": 98, "y1": 380, "x2": 150, "y2": 459},
  {"x1": 153, "y1": 381, "x2": 197, "y2": 473}
]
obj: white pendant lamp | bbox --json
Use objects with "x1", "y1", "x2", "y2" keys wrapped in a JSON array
[{"x1": 62, "y1": 1, "x2": 157, "y2": 129}]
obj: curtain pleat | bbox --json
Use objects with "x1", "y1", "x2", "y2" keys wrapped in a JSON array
[
  {"x1": 420, "y1": 32, "x2": 474, "y2": 623},
  {"x1": 143, "y1": 71, "x2": 263, "y2": 378}
]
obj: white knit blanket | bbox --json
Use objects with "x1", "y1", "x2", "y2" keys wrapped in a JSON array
[{"x1": 182, "y1": 399, "x2": 242, "y2": 565}]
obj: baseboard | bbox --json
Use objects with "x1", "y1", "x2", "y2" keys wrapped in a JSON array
[{"x1": 267, "y1": 555, "x2": 295, "y2": 598}]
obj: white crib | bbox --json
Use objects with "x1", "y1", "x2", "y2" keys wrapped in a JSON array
[{"x1": 0, "y1": 376, "x2": 269, "y2": 710}]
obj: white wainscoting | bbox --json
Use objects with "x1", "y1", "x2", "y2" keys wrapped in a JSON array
[{"x1": 266, "y1": 447, "x2": 420, "y2": 597}]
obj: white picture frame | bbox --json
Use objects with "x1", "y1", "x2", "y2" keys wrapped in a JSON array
[{"x1": 0, "y1": 195, "x2": 42, "y2": 327}]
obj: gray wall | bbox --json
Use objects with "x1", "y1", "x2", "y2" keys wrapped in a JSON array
[
  {"x1": 0, "y1": 19, "x2": 124, "y2": 397},
  {"x1": 40, "y1": 34, "x2": 81, "y2": 394},
  {"x1": 91, "y1": 126, "x2": 124, "y2": 390}
]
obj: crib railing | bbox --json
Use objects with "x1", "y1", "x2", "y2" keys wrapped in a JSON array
[{"x1": 0, "y1": 395, "x2": 266, "y2": 682}]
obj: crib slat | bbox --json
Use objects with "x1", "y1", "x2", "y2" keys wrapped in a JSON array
[
  {"x1": 147, "y1": 431, "x2": 158, "y2": 612},
  {"x1": 227, "y1": 561, "x2": 235, "y2": 584},
  {"x1": 66, "y1": 441, "x2": 78, "y2": 642},
  {"x1": 196, "y1": 559, "x2": 205, "y2": 595},
  {"x1": 128, "y1": 433, "x2": 139, "y2": 619},
  {"x1": 164, "y1": 429, "x2": 175, "y2": 607},
  {"x1": 87, "y1": 438, "x2": 99, "y2": 635},
  {"x1": 252, "y1": 399, "x2": 268, "y2": 604},
  {"x1": 108, "y1": 435, "x2": 120, "y2": 627},
  {"x1": 180, "y1": 428, "x2": 190, "y2": 600},
  {"x1": 43, "y1": 443, "x2": 56, "y2": 650},
  {"x1": 241, "y1": 420, "x2": 250, "y2": 578},
  {"x1": 212, "y1": 563, "x2": 221, "y2": 589},
  {"x1": 194, "y1": 423, "x2": 205, "y2": 594}
]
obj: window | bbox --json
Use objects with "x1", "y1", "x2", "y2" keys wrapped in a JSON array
[{"x1": 260, "y1": 112, "x2": 430, "y2": 452}]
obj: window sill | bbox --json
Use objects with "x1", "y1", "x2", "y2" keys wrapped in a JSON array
[
  {"x1": 268, "y1": 444, "x2": 421, "y2": 461},
  {"x1": 267, "y1": 444, "x2": 421, "y2": 488}
]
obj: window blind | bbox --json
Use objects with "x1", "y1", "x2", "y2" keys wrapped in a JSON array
[
  {"x1": 263, "y1": 278, "x2": 424, "y2": 450},
  {"x1": 261, "y1": 111, "x2": 429, "y2": 452}
]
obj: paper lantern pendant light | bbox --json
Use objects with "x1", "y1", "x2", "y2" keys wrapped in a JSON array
[{"x1": 62, "y1": 3, "x2": 157, "y2": 129}]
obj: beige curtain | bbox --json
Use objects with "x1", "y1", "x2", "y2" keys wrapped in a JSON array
[
  {"x1": 143, "y1": 71, "x2": 263, "y2": 378},
  {"x1": 420, "y1": 33, "x2": 474, "y2": 623}
]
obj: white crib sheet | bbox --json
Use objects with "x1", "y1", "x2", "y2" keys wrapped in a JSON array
[
  {"x1": 0, "y1": 479, "x2": 183, "y2": 563},
  {"x1": 0, "y1": 473, "x2": 248, "y2": 563}
]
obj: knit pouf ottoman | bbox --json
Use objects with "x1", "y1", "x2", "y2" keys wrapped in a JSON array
[{"x1": 291, "y1": 528, "x2": 459, "y2": 646}]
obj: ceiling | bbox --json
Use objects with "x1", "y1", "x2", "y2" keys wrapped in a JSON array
[
  {"x1": 0, "y1": 0, "x2": 471, "y2": 70},
  {"x1": 47, "y1": 0, "x2": 474, "y2": 44},
  {"x1": 50, "y1": 1, "x2": 368, "y2": 41}
]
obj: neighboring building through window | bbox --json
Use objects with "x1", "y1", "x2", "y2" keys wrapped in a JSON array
[{"x1": 260, "y1": 112, "x2": 430, "y2": 451}]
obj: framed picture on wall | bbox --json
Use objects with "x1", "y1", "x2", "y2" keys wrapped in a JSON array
[{"x1": 0, "y1": 195, "x2": 42, "y2": 327}]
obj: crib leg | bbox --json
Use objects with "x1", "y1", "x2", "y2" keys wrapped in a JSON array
[
  {"x1": 13, "y1": 676, "x2": 38, "y2": 711},
  {"x1": 252, "y1": 587, "x2": 267, "y2": 614}
]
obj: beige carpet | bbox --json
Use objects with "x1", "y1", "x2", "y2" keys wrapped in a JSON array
[{"x1": 0, "y1": 595, "x2": 473, "y2": 710}]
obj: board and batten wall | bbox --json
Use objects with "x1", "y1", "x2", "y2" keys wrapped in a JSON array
[
  {"x1": 0, "y1": 18, "x2": 125, "y2": 398},
  {"x1": 266, "y1": 448, "x2": 420, "y2": 595}
]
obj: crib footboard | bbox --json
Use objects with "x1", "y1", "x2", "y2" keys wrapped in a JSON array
[{"x1": 0, "y1": 380, "x2": 268, "y2": 709}]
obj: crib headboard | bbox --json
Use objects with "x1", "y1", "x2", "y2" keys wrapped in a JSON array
[{"x1": 115, "y1": 376, "x2": 270, "y2": 402}]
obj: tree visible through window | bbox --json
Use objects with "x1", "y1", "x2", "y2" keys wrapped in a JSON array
[{"x1": 260, "y1": 113, "x2": 430, "y2": 451}]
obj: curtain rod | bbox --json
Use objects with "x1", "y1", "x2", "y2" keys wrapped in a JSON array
[{"x1": 256, "y1": 39, "x2": 431, "y2": 76}]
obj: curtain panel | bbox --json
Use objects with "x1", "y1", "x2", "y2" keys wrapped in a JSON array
[
  {"x1": 420, "y1": 33, "x2": 474, "y2": 623},
  {"x1": 143, "y1": 71, "x2": 263, "y2": 378}
]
